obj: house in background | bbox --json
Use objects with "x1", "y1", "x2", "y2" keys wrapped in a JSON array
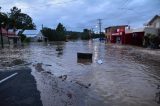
[
  {"x1": 22, "y1": 30, "x2": 47, "y2": 42},
  {"x1": 146, "y1": 15, "x2": 160, "y2": 28},
  {"x1": 144, "y1": 15, "x2": 160, "y2": 36},
  {"x1": 105, "y1": 25, "x2": 144, "y2": 46},
  {"x1": 34, "y1": 31, "x2": 48, "y2": 42},
  {"x1": 0, "y1": 27, "x2": 20, "y2": 46}
]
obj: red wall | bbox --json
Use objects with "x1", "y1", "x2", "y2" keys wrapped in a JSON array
[
  {"x1": 122, "y1": 33, "x2": 132, "y2": 45},
  {"x1": 131, "y1": 32, "x2": 144, "y2": 46},
  {"x1": 122, "y1": 32, "x2": 144, "y2": 46},
  {"x1": 106, "y1": 26, "x2": 144, "y2": 46}
]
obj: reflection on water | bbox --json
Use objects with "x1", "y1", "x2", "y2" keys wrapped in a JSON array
[
  {"x1": 55, "y1": 42, "x2": 65, "y2": 57},
  {"x1": 0, "y1": 40, "x2": 160, "y2": 106},
  {"x1": 77, "y1": 59, "x2": 92, "y2": 65}
]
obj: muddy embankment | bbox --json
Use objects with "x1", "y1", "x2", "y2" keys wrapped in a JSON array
[
  {"x1": 110, "y1": 44, "x2": 160, "y2": 63},
  {"x1": 32, "y1": 62, "x2": 92, "y2": 106}
]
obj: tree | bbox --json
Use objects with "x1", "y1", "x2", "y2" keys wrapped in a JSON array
[
  {"x1": 8, "y1": 7, "x2": 36, "y2": 35},
  {"x1": 41, "y1": 23, "x2": 67, "y2": 41},
  {"x1": 67, "y1": 31, "x2": 80, "y2": 40},
  {"x1": 143, "y1": 35, "x2": 150, "y2": 48},
  {"x1": 81, "y1": 29, "x2": 90, "y2": 40},
  {"x1": 0, "y1": 10, "x2": 9, "y2": 48},
  {"x1": 144, "y1": 33, "x2": 160, "y2": 49},
  {"x1": 56, "y1": 23, "x2": 66, "y2": 41},
  {"x1": 0, "y1": 12, "x2": 9, "y2": 27},
  {"x1": 19, "y1": 33, "x2": 27, "y2": 42},
  {"x1": 41, "y1": 27, "x2": 57, "y2": 41},
  {"x1": 56, "y1": 23, "x2": 66, "y2": 32}
]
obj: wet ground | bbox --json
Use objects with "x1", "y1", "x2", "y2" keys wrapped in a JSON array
[
  {"x1": 0, "y1": 67, "x2": 42, "y2": 106},
  {"x1": 0, "y1": 40, "x2": 160, "y2": 106}
]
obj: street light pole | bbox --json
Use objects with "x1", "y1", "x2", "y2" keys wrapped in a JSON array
[{"x1": 98, "y1": 19, "x2": 102, "y2": 36}]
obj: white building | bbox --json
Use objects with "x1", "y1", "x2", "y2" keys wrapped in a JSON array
[
  {"x1": 34, "y1": 31, "x2": 45, "y2": 42},
  {"x1": 144, "y1": 15, "x2": 160, "y2": 36}
]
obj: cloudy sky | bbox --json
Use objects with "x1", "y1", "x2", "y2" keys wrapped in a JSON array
[{"x1": 1, "y1": 0, "x2": 160, "y2": 32}]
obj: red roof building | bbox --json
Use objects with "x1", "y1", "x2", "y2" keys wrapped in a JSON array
[
  {"x1": 0, "y1": 27, "x2": 17, "y2": 37},
  {"x1": 105, "y1": 25, "x2": 144, "y2": 46},
  {"x1": 0, "y1": 27, "x2": 19, "y2": 45},
  {"x1": 105, "y1": 25, "x2": 128, "y2": 44}
]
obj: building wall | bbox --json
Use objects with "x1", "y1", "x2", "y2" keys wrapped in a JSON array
[
  {"x1": 122, "y1": 33, "x2": 132, "y2": 45},
  {"x1": 149, "y1": 18, "x2": 160, "y2": 28},
  {"x1": 145, "y1": 27, "x2": 159, "y2": 36},
  {"x1": 122, "y1": 32, "x2": 144, "y2": 46},
  {"x1": 132, "y1": 32, "x2": 144, "y2": 46},
  {"x1": 105, "y1": 26, "x2": 126, "y2": 43}
]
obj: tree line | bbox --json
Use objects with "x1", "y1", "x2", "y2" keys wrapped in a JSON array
[
  {"x1": 41, "y1": 23, "x2": 66, "y2": 41},
  {"x1": 1, "y1": 6, "x2": 105, "y2": 43},
  {"x1": 41, "y1": 25, "x2": 105, "y2": 41}
]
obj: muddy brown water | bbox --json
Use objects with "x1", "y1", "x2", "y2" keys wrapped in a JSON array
[{"x1": 0, "y1": 40, "x2": 160, "y2": 106}]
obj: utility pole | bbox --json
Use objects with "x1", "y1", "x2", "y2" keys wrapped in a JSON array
[
  {"x1": 91, "y1": 28, "x2": 94, "y2": 33},
  {"x1": 97, "y1": 19, "x2": 102, "y2": 37},
  {"x1": 89, "y1": 28, "x2": 94, "y2": 39},
  {"x1": 42, "y1": 24, "x2": 44, "y2": 30}
]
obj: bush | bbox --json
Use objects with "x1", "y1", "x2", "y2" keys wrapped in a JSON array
[
  {"x1": 24, "y1": 37, "x2": 31, "y2": 43},
  {"x1": 41, "y1": 24, "x2": 66, "y2": 41},
  {"x1": 68, "y1": 32, "x2": 79, "y2": 40},
  {"x1": 19, "y1": 34, "x2": 27, "y2": 42},
  {"x1": 144, "y1": 33, "x2": 160, "y2": 49},
  {"x1": 81, "y1": 29, "x2": 90, "y2": 40}
]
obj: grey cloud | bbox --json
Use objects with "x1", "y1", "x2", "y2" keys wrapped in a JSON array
[{"x1": 1, "y1": 0, "x2": 160, "y2": 31}]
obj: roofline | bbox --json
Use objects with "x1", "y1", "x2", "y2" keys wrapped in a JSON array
[
  {"x1": 105, "y1": 25, "x2": 128, "y2": 29},
  {"x1": 147, "y1": 15, "x2": 160, "y2": 25}
]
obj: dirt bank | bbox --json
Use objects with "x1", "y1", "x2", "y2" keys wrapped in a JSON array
[{"x1": 109, "y1": 44, "x2": 160, "y2": 62}]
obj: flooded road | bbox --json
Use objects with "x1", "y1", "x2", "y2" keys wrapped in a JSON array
[{"x1": 1, "y1": 40, "x2": 160, "y2": 106}]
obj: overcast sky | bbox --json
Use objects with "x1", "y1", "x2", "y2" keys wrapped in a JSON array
[{"x1": 1, "y1": 0, "x2": 160, "y2": 32}]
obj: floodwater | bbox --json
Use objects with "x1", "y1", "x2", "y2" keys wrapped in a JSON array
[{"x1": 1, "y1": 40, "x2": 160, "y2": 106}]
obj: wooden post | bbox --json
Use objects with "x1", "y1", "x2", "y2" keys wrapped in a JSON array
[{"x1": 0, "y1": 25, "x2": 4, "y2": 48}]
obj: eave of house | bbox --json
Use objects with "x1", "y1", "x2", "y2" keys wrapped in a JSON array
[
  {"x1": 147, "y1": 15, "x2": 160, "y2": 26},
  {"x1": 105, "y1": 25, "x2": 128, "y2": 29}
]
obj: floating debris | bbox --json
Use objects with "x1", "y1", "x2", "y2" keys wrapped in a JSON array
[
  {"x1": 67, "y1": 92, "x2": 72, "y2": 99},
  {"x1": 97, "y1": 59, "x2": 103, "y2": 64},
  {"x1": 43, "y1": 71, "x2": 52, "y2": 75},
  {"x1": 12, "y1": 59, "x2": 25, "y2": 65},
  {"x1": 156, "y1": 85, "x2": 160, "y2": 104},
  {"x1": 77, "y1": 52, "x2": 92, "y2": 59},
  {"x1": 56, "y1": 48, "x2": 63, "y2": 51},
  {"x1": 45, "y1": 64, "x2": 52, "y2": 66},
  {"x1": 75, "y1": 81, "x2": 91, "y2": 88},
  {"x1": 59, "y1": 75, "x2": 67, "y2": 81},
  {"x1": 35, "y1": 63, "x2": 45, "y2": 72}
]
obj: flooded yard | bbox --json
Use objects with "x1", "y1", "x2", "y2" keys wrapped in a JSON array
[{"x1": 0, "y1": 40, "x2": 160, "y2": 106}]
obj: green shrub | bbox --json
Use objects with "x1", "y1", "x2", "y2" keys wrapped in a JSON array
[{"x1": 144, "y1": 33, "x2": 160, "y2": 49}]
